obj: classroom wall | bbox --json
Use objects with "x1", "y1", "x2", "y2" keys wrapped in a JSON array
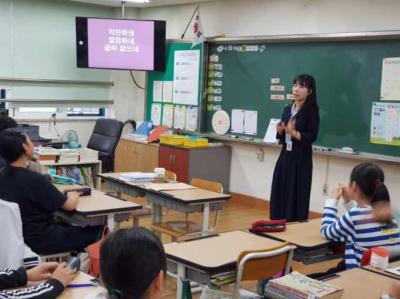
[
  {"x1": 0, "y1": 0, "x2": 142, "y2": 146},
  {"x1": 128, "y1": 0, "x2": 400, "y2": 213}
]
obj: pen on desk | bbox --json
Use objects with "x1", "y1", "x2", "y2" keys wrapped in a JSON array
[{"x1": 67, "y1": 283, "x2": 96, "y2": 288}]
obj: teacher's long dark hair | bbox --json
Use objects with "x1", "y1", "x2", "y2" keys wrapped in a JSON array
[{"x1": 293, "y1": 74, "x2": 319, "y2": 110}]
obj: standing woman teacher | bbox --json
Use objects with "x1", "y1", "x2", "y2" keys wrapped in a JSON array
[{"x1": 270, "y1": 74, "x2": 320, "y2": 221}]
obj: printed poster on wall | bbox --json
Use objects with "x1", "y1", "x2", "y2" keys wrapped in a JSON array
[
  {"x1": 381, "y1": 57, "x2": 400, "y2": 101},
  {"x1": 173, "y1": 50, "x2": 200, "y2": 106},
  {"x1": 370, "y1": 102, "x2": 400, "y2": 146}
]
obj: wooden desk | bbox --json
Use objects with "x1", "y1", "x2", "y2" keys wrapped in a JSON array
[
  {"x1": 364, "y1": 260, "x2": 400, "y2": 280},
  {"x1": 326, "y1": 268, "x2": 398, "y2": 299},
  {"x1": 256, "y1": 219, "x2": 343, "y2": 264},
  {"x1": 58, "y1": 271, "x2": 105, "y2": 299},
  {"x1": 164, "y1": 231, "x2": 283, "y2": 299},
  {"x1": 56, "y1": 184, "x2": 142, "y2": 230},
  {"x1": 98, "y1": 173, "x2": 230, "y2": 235}
]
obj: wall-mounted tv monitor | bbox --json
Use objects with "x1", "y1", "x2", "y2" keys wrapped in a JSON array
[{"x1": 76, "y1": 17, "x2": 166, "y2": 71}]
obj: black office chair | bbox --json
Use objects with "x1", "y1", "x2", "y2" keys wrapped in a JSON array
[{"x1": 87, "y1": 118, "x2": 123, "y2": 173}]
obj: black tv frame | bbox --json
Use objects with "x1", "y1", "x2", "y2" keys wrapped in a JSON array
[{"x1": 76, "y1": 16, "x2": 166, "y2": 71}]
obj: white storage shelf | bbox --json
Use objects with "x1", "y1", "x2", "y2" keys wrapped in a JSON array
[{"x1": 28, "y1": 160, "x2": 102, "y2": 189}]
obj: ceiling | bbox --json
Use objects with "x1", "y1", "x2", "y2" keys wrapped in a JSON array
[{"x1": 70, "y1": 0, "x2": 215, "y2": 8}]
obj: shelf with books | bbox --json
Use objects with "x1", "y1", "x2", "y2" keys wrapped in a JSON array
[{"x1": 28, "y1": 160, "x2": 102, "y2": 189}]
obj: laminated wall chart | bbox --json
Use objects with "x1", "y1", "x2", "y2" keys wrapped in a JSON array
[{"x1": 371, "y1": 57, "x2": 400, "y2": 147}]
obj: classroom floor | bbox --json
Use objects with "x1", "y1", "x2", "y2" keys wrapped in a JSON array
[{"x1": 114, "y1": 193, "x2": 341, "y2": 299}]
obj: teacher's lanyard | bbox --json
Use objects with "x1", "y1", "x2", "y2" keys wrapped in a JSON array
[{"x1": 285, "y1": 104, "x2": 298, "y2": 151}]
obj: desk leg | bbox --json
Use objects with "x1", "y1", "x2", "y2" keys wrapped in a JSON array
[
  {"x1": 107, "y1": 214, "x2": 115, "y2": 231},
  {"x1": 176, "y1": 263, "x2": 186, "y2": 299},
  {"x1": 202, "y1": 203, "x2": 210, "y2": 236},
  {"x1": 152, "y1": 204, "x2": 163, "y2": 238}
]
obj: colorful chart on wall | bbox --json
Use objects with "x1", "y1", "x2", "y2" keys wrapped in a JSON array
[{"x1": 370, "y1": 102, "x2": 400, "y2": 146}]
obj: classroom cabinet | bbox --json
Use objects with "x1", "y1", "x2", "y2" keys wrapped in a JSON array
[
  {"x1": 115, "y1": 138, "x2": 159, "y2": 172},
  {"x1": 159, "y1": 144, "x2": 231, "y2": 192}
]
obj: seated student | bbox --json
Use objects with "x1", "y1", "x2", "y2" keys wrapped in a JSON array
[
  {"x1": 0, "y1": 116, "x2": 17, "y2": 171},
  {"x1": 0, "y1": 130, "x2": 103, "y2": 255},
  {"x1": 98, "y1": 227, "x2": 166, "y2": 299},
  {"x1": 321, "y1": 162, "x2": 400, "y2": 270},
  {"x1": 0, "y1": 262, "x2": 74, "y2": 299}
]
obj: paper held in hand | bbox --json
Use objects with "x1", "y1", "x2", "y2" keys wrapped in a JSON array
[{"x1": 264, "y1": 118, "x2": 280, "y2": 143}]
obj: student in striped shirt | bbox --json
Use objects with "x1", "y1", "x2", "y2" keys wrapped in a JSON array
[{"x1": 321, "y1": 162, "x2": 400, "y2": 269}]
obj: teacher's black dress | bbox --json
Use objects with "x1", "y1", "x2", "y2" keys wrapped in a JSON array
[{"x1": 270, "y1": 103, "x2": 320, "y2": 221}]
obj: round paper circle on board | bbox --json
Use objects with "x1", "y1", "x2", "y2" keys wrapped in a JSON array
[{"x1": 212, "y1": 110, "x2": 230, "y2": 135}]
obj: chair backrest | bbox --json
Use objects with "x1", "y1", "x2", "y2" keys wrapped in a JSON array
[
  {"x1": 234, "y1": 243, "x2": 295, "y2": 298},
  {"x1": 190, "y1": 178, "x2": 223, "y2": 193},
  {"x1": 165, "y1": 170, "x2": 177, "y2": 181},
  {"x1": 0, "y1": 199, "x2": 39, "y2": 269},
  {"x1": 87, "y1": 118, "x2": 123, "y2": 156}
]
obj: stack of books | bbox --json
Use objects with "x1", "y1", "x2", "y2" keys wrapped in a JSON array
[
  {"x1": 50, "y1": 166, "x2": 94, "y2": 187},
  {"x1": 78, "y1": 148, "x2": 98, "y2": 162},
  {"x1": 58, "y1": 149, "x2": 79, "y2": 163},
  {"x1": 120, "y1": 172, "x2": 155, "y2": 183},
  {"x1": 33, "y1": 147, "x2": 59, "y2": 162},
  {"x1": 265, "y1": 271, "x2": 343, "y2": 299}
]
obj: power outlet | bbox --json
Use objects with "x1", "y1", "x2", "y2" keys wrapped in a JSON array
[
  {"x1": 323, "y1": 183, "x2": 328, "y2": 196},
  {"x1": 256, "y1": 148, "x2": 264, "y2": 161}
]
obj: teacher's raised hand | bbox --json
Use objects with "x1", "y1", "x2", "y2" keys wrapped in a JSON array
[{"x1": 276, "y1": 121, "x2": 286, "y2": 135}]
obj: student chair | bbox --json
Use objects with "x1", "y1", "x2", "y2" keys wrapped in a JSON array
[
  {"x1": 0, "y1": 199, "x2": 40, "y2": 269},
  {"x1": 233, "y1": 243, "x2": 295, "y2": 298},
  {"x1": 153, "y1": 178, "x2": 223, "y2": 241},
  {"x1": 165, "y1": 170, "x2": 177, "y2": 181},
  {"x1": 87, "y1": 118, "x2": 123, "y2": 173}
]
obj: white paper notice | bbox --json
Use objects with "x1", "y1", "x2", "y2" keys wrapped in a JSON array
[
  {"x1": 381, "y1": 57, "x2": 400, "y2": 101},
  {"x1": 244, "y1": 110, "x2": 258, "y2": 135},
  {"x1": 264, "y1": 118, "x2": 280, "y2": 143},
  {"x1": 173, "y1": 50, "x2": 200, "y2": 106},
  {"x1": 185, "y1": 106, "x2": 198, "y2": 131},
  {"x1": 162, "y1": 81, "x2": 173, "y2": 103},
  {"x1": 151, "y1": 103, "x2": 162, "y2": 126},
  {"x1": 270, "y1": 85, "x2": 285, "y2": 91},
  {"x1": 231, "y1": 109, "x2": 245, "y2": 134},
  {"x1": 153, "y1": 81, "x2": 163, "y2": 102},
  {"x1": 271, "y1": 94, "x2": 285, "y2": 100},
  {"x1": 162, "y1": 105, "x2": 174, "y2": 128},
  {"x1": 271, "y1": 78, "x2": 280, "y2": 84},
  {"x1": 173, "y1": 106, "x2": 186, "y2": 130}
]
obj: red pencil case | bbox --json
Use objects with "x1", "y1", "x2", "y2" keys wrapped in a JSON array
[{"x1": 250, "y1": 219, "x2": 286, "y2": 233}]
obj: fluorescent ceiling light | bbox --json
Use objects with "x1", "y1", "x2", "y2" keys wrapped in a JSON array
[{"x1": 121, "y1": 0, "x2": 151, "y2": 3}]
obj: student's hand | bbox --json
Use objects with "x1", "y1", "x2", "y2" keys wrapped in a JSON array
[
  {"x1": 287, "y1": 118, "x2": 296, "y2": 136},
  {"x1": 51, "y1": 262, "x2": 76, "y2": 287},
  {"x1": 341, "y1": 185, "x2": 352, "y2": 203},
  {"x1": 67, "y1": 191, "x2": 80, "y2": 200},
  {"x1": 26, "y1": 262, "x2": 59, "y2": 281},
  {"x1": 276, "y1": 121, "x2": 285, "y2": 135},
  {"x1": 388, "y1": 281, "x2": 400, "y2": 298},
  {"x1": 330, "y1": 185, "x2": 342, "y2": 200}
]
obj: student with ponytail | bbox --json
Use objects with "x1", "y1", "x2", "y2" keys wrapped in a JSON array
[
  {"x1": 96, "y1": 227, "x2": 166, "y2": 299},
  {"x1": 321, "y1": 162, "x2": 400, "y2": 269}
]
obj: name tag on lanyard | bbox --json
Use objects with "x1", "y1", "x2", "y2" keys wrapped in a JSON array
[{"x1": 285, "y1": 104, "x2": 298, "y2": 152}]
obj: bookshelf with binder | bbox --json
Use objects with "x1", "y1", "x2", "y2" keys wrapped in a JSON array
[{"x1": 28, "y1": 160, "x2": 102, "y2": 189}]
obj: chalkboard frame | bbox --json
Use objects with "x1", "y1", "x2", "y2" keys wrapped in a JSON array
[{"x1": 202, "y1": 30, "x2": 400, "y2": 159}]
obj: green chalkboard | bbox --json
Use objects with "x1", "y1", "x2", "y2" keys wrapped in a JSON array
[
  {"x1": 146, "y1": 42, "x2": 203, "y2": 131},
  {"x1": 204, "y1": 39, "x2": 400, "y2": 157}
]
